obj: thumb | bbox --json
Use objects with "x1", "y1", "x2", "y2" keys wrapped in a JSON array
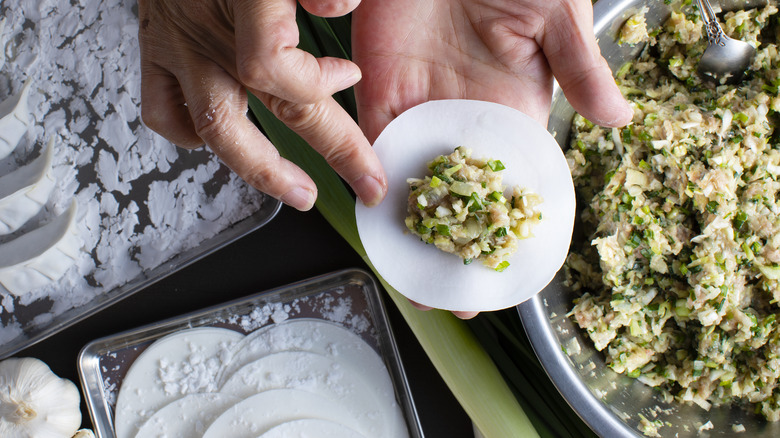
[
  {"x1": 233, "y1": 0, "x2": 361, "y2": 104},
  {"x1": 299, "y1": 0, "x2": 361, "y2": 17},
  {"x1": 541, "y1": 0, "x2": 633, "y2": 128}
]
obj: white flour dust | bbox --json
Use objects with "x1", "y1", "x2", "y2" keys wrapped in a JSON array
[
  {"x1": 0, "y1": 1, "x2": 265, "y2": 345},
  {"x1": 158, "y1": 341, "x2": 235, "y2": 396},
  {"x1": 224, "y1": 289, "x2": 372, "y2": 335}
]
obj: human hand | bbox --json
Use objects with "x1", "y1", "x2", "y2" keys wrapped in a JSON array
[
  {"x1": 352, "y1": 0, "x2": 632, "y2": 318},
  {"x1": 138, "y1": 0, "x2": 387, "y2": 211},
  {"x1": 352, "y1": 0, "x2": 633, "y2": 140}
]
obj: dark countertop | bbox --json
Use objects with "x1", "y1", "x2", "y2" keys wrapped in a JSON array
[{"x1": 18, "y1": 204, "x2": 474, "y2": 437}]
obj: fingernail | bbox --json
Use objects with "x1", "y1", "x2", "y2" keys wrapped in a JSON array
[
  {"x1": 454, "y1": 311, "x2": 479, "y2": 320},
  {"x1": 619, "y1": 102, "x2": 635, "y2": 123},
  {"x1": 601, "y1": 102, "x2": 634, "y2": 127},
  {"x1": 281, "y1": 188, "x2": 315, "y2": 211},
  {"x1": 409, "y1": 299, "x2": 432, "y2": 311},
  {"x1": 339, "y1": 70, "x2": 362, "y2": 90},
  {"x1": 352, "y1": 175, "x2": 385, "y2": 207}
]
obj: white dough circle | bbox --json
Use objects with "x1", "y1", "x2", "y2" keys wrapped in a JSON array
[
  {"x1": 114, "y1": 327, "x2": 244, "y2": 438},
  {"x1": 355, "y1": 99, "x2": 575, "y2": 312},
  {"x1": 133, "y1": 393, "x2": 240, "y2": 438},
  {"x1": 260, "y1": 419, "x2": 366, "y2": 438},
  {"x1": 219, "y1": 319, "x2": 389, "y2": 393},
  {"x1": 202, "y1": 389, "x2": 362, "y2": 438},
  {"x1": 218, "y1": 319, "x2": 408, "y2": 438},
  {"x1": 220, "y1": 351, "x2": 403, "y2": 438}
]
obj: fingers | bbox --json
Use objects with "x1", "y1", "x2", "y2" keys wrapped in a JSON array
[
  {"x1": 139, "y1": 0, "x2": 383, "y2": 211},
  {"x1": 232, "y1": 0, "x2": 384, "y2": 207},
  {"x1": 179, "y1": 62, "x2": 318, "y2": 211},
  {"x1": 140, "y1": 62, "x2": 204, "y2": 149},
  {"x1": 356, "y1": 104, "x2": 396, "y2": 145},
  {"x1": 256, "y1": 90, "x2": 387, "y2": 207},
  {"x1": 233, "y1": 0, "x2": 362, "y2": 104},
  {"x1": 299, "y1": 0, "x2": 361, "y2": 18},
  {"x1": 541, "y1": 0, "x2": 633, "y2": 127},
  {"x1": 452, "y1": 310, "x2": 479, "y2": 320},
  {"x1": 410, "y1": 300, "x2": 479, "y2": 320}
]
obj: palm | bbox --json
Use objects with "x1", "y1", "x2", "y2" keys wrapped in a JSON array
[
  {"x1": 353, "y1": 0, "x2": 557, "y2": 142},
  {"x1": 353, "y1": 0, "x2": 633, "y2": 145}
]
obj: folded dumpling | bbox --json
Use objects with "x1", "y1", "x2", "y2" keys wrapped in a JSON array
[
  {"x1": 0, "y1": 201, "x2": 81, "y2": 296},
  {"x1": 0, "y1": 18, "x2": 6, "y2": 71},
  {"x1": 0, "y1": 79, "x2": 33, "y2": 160},
  {"x1": 0, "y1": 137, "x2": 56, "y2": 234}
]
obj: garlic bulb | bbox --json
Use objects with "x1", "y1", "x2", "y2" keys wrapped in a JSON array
[{"x1": 0, "y1": 357, "x2": 82, "y2": 438}]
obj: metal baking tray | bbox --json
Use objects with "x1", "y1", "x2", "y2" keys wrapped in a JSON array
[
  {"x1": 0, "y1": 0, "x2": 282, "y2": 361},
  {"x1": 78, "y1": 268, "x2": 423, "y2": 438},
  {"x1": 0, "y1": 197, "x2": 281, "y2": 359}
]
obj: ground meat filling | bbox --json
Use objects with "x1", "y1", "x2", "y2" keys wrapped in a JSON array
[
  {"x1": 405, "y1": 147, "x2": 542, "y2": 271},
  {"x1": 566, "y1": 4, "x2": 780, "y2": 423}
]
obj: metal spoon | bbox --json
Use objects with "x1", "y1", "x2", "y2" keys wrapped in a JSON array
[{"x1": 695, "y1": 0, "x2": 756, "y2": 84}]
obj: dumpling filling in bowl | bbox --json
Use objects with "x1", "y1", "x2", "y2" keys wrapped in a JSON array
[{"x1": 565, "y1": 2, "x2": 780, "y2": 429}]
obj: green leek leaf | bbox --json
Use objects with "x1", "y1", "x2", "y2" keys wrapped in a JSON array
[
  {"x1": 248, "y1": 93, "x2": 537, "y2": 438},
  {"x1": 242, "y1": 8, "x2": 595, "y2": 438}
]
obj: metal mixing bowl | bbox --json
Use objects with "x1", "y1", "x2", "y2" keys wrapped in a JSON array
[{"x1": 518, "y1": 0, "x2": 780, "y2": 436}]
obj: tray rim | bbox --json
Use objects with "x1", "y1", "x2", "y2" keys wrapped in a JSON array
[
  {"x1": 2, "y1": 197, "x2": 282, "y2": 360},
  {"x1": 77, "y1": 267, "x2": 423, "y2": 438}
]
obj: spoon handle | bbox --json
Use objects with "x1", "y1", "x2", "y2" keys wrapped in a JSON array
[{"x1": 696, "y1": 0, "x2": 727, "y2": 47}]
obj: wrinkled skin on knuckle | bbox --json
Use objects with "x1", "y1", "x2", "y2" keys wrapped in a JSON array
[
  {"x1": 540, "y1": 0, "x2": 592, "y2": 49},
  {"x1": 243, "y1": 161, "x2": 282, "y2": 195},
  {"x1": 266, "y1": 96, "x2": 321, "y2": 132},
  {"x1": 236, "y1": 53, "x2": 270, "y2": 89},
  {"x1": 140, "y1": 104, "x2": 165, "y2": 135},
  {"x1": 139, "y1": 100, "x2": 198, "y2": 147},
  {"x1": 236, "y1": 18, "x2": 299, "y2": 88},
  {"x1": 139, "y1": 0, "x2": 188, "y2": 48},
  {"x1": 321, "y1": 141, "x2": 365, "y2": 173},
  {"x1": 190, "y1": 99, "x2": 237, "y2": 147},
  {"x1": 140, "y1": 0, "x2": 236, "y2": 73}
]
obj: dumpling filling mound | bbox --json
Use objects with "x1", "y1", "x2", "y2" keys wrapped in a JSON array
[
  {"x1": 404, "y1": 147, "x2": 542, "y2": 271},
  {"x1": 566, "y1": 2, "x2": 780, "y2": 425}
]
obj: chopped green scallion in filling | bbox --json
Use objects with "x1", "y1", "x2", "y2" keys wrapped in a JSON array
[{"x1": 405, "y1": 147, "x2": 543, "y2": 270}]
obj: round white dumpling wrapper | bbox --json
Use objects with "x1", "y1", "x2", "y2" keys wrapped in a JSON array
[
  {"x1": 356, "y1": 99, "x2": 575, "y2": 312},
  {"x1": 218, "y1": 319, "x2": 407, "y2": 438},
  {"x1": 220, "y1": 350, "x2": 406, "y2": 438},
  {"x1": 218, "y1": 319, "x2": 394, "y2": 400},
  {"x1": 114, "y1": 327, "x2": 244, "y2": 438},
  {"x1": 202, "y1": 388, "x2": 361, "y2": 438},
  {"x1": 260, "y1": 419, "x2": 366, "y2": 438},
  {"x1": 133, "y1": 393, "x2": 240, "y2": 438}
]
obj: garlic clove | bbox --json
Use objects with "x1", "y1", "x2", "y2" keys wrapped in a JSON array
[
  {"x1": 0, "y1": 78, "x2": 33, "y2": 160},
  {"x1": 0, "y1": 137, "x2": 57, "y2": 235},
  {"x1": 73, "y1": 429, "x2": 95, "y2": 438},
  {"x1": 0, "y1": 200, "x2": 81, "y2": 296},
  {"x1": 0, "y1": 357, "x2": 81, "y2": 438}
]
